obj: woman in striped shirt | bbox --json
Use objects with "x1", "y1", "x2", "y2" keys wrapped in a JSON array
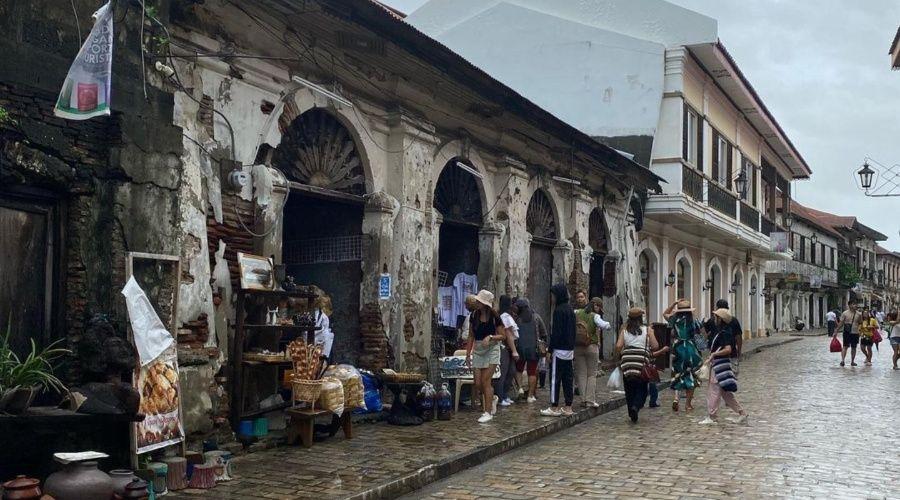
[{"x1": 615, "y1": 307, "x2": 662, "y2": 423}]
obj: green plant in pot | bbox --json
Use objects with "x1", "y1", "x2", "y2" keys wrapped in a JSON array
[{"x1": 0, "y1": 319, "x2": 70, "y2": 414}]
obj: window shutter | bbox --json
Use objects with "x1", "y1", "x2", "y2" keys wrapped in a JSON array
[
  {"x1": 697, "y1": 118, "x2": 704, "y2": 170},
  {"x1": 682, "y1": 103, "x2": 689, "y2": 161},
  {"x1": 711, "y1": 130, "x2": 719, "y2": 181},
  {"x1": 726, "y1": 143, "x2": 734, "y2": 190}
]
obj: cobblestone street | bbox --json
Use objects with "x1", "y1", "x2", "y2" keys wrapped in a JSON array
[{"x1": 406, "y1": 337, "x2": 899, "y2": 499}]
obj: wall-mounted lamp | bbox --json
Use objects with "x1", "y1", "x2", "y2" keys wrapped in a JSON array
[
  {"x1": 749, "y1": 285, "x2": 758, "y2": 296},
  {"x1": 665, "y1": 271, "x2": 676, "y2": 287},
  {"x1": 552, "y1": 175, "x2": 581, "y2": 186},
  {"x1": 456, "y1": 160, "x2": 483, "y2": 179},
  {"x1": 291, "y1": 76, "x2": 354, "y2": 108},
  {"x1": 702, "y1": 278, "x2": 713, "y2": 291}
]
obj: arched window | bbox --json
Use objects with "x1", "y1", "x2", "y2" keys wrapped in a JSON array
[{"x1": 676, "y1": 258, "x2": 692, "y2": 300}]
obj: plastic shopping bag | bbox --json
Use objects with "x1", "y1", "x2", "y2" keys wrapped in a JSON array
[
  {"x1": 606, "y1": 367, "x2": 624, "y2": 391},
  {"x1": 829, "y1": 336, "x2": 842, "y2": 353}
]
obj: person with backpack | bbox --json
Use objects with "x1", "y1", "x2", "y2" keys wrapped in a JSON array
[
  {"x1": 699, "y1": 308, "x2": 748, "y2": 425},
  {"x1": 615, "y1": 307, "x2": 662, "y2": 423},
  {"x1": 513, "y1": 298, "x2": 547, "y2": 402},
  {"x1": 573, "y1": 291, "x2": 611, "y2": 408},
  {"x1": 540, "y1": 284, "x2": 577, "y2": 417},
  {"x1": 834, "y1": 301, "x2": 862, "y2": 367},
  {"x1": 704, "y1": 299, "x2": 743, "y2": 371}
]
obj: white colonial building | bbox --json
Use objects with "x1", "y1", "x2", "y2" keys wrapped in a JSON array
[{"x1": 407, "y1": 0, "x2": 812, "y2": 337}]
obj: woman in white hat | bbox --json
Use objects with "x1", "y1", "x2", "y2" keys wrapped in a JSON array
[
  {"x1": 465, "y1": 289, "x2": 509, "y2": 423},
  {"x1": 663, "y1": 299, "x2": 704, "y2": 412},
  {"x1": 699, "y1": 308, "x2": 748, "y2": 425}
]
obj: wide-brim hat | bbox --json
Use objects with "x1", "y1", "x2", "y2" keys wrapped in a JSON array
[
  {"x1": 674, "y1": 300, "x2": 695, "y2": 313},
  {"x1": 628, "y1": 307, "x2": 645, "y2": 319},
  {"x1": 473, "y1": 290, "x2": 494, "y2": 308},
  {"x1": 713, "y1": 308, "x2": 733, "y2": 324}
]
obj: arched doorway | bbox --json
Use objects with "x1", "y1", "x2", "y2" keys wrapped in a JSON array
[
  {"x1": 276, "y1": 108, "x2": 367, "y2": 364},
  {"x1": 708, "y1": 262, "x2": 722, "y2": 313},
  {"x1": 588, "y1": 209, "x2": 610, "y2": 299},
  {"x1": 433, "y1": 159, "x2": 483, "y2": 331},
  {"x1": 639, "y1": 249, "x2": 658, "y2": 323},
  {"x1": 527, "y1": 190, "x2": 558, "y2": 323},
  {"x1": 750, "y1": 274, "x2": 759, "y2": 337},
  {"x1": 675, "y1": 256, "x2": 692, "y2": 302}
]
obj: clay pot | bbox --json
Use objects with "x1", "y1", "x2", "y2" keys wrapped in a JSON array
[
  {"x1": 0, "y1": 387, "x2": 37, "y2": 414},
  {"x1": 115, "y1": 480, "x2": 149, "y2": 500},
  {"x1": 1, "y1": 475, "x2": 42, "y2": 500},
  {"x1": 107, "y1": 470, "x2": 134, "y2": 497},
  {"x1": 43, "y1": 461, "x2": 113, "y2": 500}
]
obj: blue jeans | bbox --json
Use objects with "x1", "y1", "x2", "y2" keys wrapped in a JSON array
[{"x1": 648, "y1": 382, "x2": 658, "y2": 406}]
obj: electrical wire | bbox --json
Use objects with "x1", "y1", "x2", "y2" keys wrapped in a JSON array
[
  {"x1": 481, "y1": 173, "x2": 514, "y2": 223},
  {"x1": 69, "y1": 0, "x2": 82, "y2": 47},
  {"x1": 139, "y1": 0, "x2": 148, "y2": 100}
]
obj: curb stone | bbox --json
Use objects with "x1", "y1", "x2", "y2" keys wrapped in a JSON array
[{"x1": 345, "y1": 335, "x2": 801, "y2": 500}]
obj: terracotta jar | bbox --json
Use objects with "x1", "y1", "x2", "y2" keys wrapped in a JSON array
[
  {"x1": 43, "y1": 461, "x2": 113, "y2": 500},
  {"x1": 108, "y1": 470, "x2": 135, "y2": 497},
  {"x1": 115, "y1": 480, "x2": 149, "y2": 500},
  {"x1": 1, "y1": 476, "x2": 42, "y2": 500}
]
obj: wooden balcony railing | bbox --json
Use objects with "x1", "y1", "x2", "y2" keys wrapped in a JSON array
[
  {"x1": 760, "y1": 216, "x2": 777, "y2": 236},
  {"x1": 682, "y1": 165, "x2": 704, "y2": 202},
  {"x1": 739, "y1": 202, "x2": 760, "y2": 231},
  {"x1": 707, "y1": 181, "x2": 737, "y2": 219}
]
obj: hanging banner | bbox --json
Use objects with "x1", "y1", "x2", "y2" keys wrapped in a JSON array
[
  {"x1": 770, "y1": 231, "x2": 789, "y2": 253},
  {"x1": 54, "y1": 1, "x2": 114, "y2": 120},
  {"x1": 134, "y1": 345, "x2": 184, "y2": 454}
]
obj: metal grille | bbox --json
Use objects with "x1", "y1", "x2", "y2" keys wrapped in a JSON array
[{"x1": 283, "y1": 235, "x2": 364, "y2": 265}]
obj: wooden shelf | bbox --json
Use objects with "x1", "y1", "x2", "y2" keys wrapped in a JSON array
[
  {"x1": 244, "y1": 324, "x2": 317, "y2": 332},
  {"x1": 242, "y1": 359, "x2": 292, "y2": 366},
  {"x1": 240, "y1": 402, "x2": 293, "y2": 419},
  {"x1": 239, "y1": 289, "x2": 318, "y2": 299}
]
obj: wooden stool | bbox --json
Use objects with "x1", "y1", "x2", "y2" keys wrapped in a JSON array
[{"x1": 286, "y1": 408, "x2": 353, "y2": 448}]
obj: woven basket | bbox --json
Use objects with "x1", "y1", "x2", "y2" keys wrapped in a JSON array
[
  {"x1": 292, "y1": 379, "x2": 324, "y2": 409},
  {"x1": 382, "y1": 372, "x2": 425, "y2": 383}
]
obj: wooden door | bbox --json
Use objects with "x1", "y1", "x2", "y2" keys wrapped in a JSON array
[{"x1": 528, "y1": 244, "x2": 554, "y2": 326}]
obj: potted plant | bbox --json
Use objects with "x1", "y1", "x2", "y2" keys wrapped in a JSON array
[{"x1": 0, "y1": 319, "x2": 70, "y2": 414}]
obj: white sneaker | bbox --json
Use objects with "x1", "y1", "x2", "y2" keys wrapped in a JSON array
[
  {"x1": 698, "y1": 416, "x2": 717, "y2": 425},
  {"x1": 492, "y1": 395, "x2": 499, "y2": 415},
  {"x1": 477, "y1": 412, "x2": 493, "y2": 423},
  {"x1": 726, "y1": 414, "x2": 749, "y2": 425},
  {"x1": 527, "y1": 396, "x2": 537, "y2": 403},
  {"x1": 500, "y1": 397, "x2": 514, "y2": 406},
  {"x1": 540, "y1": 407, "x2": 562, "y2": 417}
]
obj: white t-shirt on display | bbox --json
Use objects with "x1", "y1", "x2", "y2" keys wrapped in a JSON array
[
  {"x1": 437, "y1": 286, "x2": 456, "y2": 327},
  {"x1": 452, "y1": 273, "x2": 478, "y2": 320},
  {"x1": 314, "y1": 310, "x2": 334, "y2": 358},
  {"x1": 500, "y1": 312, "x2": 519, "y2": 340}
]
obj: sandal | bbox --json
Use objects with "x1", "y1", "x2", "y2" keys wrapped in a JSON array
[{"x1": 672, "y1": 400, "x2": 679, "y2": 412}]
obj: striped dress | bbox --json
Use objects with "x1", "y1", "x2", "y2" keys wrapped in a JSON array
[{"x1": 620, "y1": 327, "x2": 649, "y2": 380}]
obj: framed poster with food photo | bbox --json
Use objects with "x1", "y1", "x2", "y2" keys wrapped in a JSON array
[{"x1": 237, "y1": 252, "x2": 275, "y2": 290}]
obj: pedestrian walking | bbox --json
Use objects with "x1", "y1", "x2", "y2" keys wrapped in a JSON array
[
  {"x1": 465, "y1": 290, "x2": 508, "y2": 423},
  {"x1": 663, "y1": 299, "x2": 704, "y2": 412},
  {"x1": 513, "y1": 298, "x2": 547, "y2": 403},
  {"x1": 887, "y1": 311, "x2": 900, "y2": 370},
  {"x1": 573, "y1": 291, "x2": 611, "y2": 408},
  {"x1": 495, "y1": 296, "x2": 521, "y2": 407},
  {"x1": 541, "y1": 284, "x2": 576, "y2": 417},
  {"x1": 699, "y1": 308, "x2": 748, "y2": 425},
  {"x1": 704, "y1": 299, "x2": 742, "y2": 372},
  {"x1": 858, "y1": 310, "x2": 878, "y2": 365},
  {"x1": 825, "y1": 309, "x2": 838, "y2": 337},
  {"x1": 834, "y1": 301, "x2": 862, "y2": 367},
  {"x1": 615, "y1": 307, "x2": 661, "y2": 423}
]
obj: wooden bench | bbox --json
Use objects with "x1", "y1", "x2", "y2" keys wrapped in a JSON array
[{"x1": 285, "y1": 408, "x2": 352, "y2": 448}]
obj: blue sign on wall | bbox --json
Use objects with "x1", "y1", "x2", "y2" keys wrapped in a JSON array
[{"x1": 379, "y1": 273, "x2": 391, "y2": 300}]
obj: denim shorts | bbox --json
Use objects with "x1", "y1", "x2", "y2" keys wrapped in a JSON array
[{"x1": 890, "y1": 336, "x2": 900, "y2": 347}]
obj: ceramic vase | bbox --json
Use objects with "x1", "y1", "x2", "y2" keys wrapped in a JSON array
[{"x1": 43, "y1": 461, "x2": 113, "y2": 500}]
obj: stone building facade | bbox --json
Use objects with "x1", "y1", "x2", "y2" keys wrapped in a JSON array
[{"x1": 1, "y1": 0, "x2": 657, "y2": 440}]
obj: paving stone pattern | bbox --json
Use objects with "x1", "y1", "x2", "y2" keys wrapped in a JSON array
[
  {"x1": 170, "y1": 335, "x2": 806, "y2": 499},
  {"x1": 407, "y1": 337, "x2": 900, "y2": 500}
]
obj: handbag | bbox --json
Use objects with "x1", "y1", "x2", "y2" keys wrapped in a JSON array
[
  {"x1": 697, "y1": 361, "x2": 710, "y2": 381},
  {"x1": 639, "y1": 334, "x2": 660, "y2": 383},
  {"x1": 829, "y1": 336, "x2": 842, "y2": 353},
  {"x1": 873, "y1": 329, "x2": 884, "y2": 344}
]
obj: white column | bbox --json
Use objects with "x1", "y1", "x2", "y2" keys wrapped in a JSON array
[
  {"x1": 699, "y1": 249, "x2": 709, "y2": 319},
  {"x1": 661, "y1": 238, "x2": 671, "y2": 306}
]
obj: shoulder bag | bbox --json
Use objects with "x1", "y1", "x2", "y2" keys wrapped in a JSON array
[{"x1": 639, "y1": 330, "x2": 660, "y2": 383}]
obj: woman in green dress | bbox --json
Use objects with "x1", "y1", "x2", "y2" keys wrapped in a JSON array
[{"x1": 663, "y1": 299, "x2": 704, "y2": 412}]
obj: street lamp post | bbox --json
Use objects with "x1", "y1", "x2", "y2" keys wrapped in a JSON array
[{"x1": 855, "y1": 158, "x2": 900, "y2": 197}]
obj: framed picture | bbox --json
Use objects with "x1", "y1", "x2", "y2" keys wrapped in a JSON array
[{"x1": 237, "y1": 252, "x2": 275, "y2": 290}]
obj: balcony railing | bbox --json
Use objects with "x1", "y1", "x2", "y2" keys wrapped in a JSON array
[
  {"x1": 739, "y1": 202, "x2": 760, "y2": 231},
  {"x1": 707, "y1": 181, "x2": 737, "y2": 219},
  {"x1": 765, "y1": 260, "x2": 838, "y2": 285},
  {"x1": 682, "y1": 165, "x2": 704, "y2": 202},
  {"x1": 760, "y1": 216, "x2": 776, "y2": 236}
]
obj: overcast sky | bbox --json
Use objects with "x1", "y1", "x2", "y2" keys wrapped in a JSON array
[{"x1": 385, "y1": 0, "x2": 900, "y2": 250}]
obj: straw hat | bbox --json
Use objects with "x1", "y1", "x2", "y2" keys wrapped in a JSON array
[
  {"x1": 473, "y1": 290, "x2": 495, "y2": 308},
  {"x1": 673, "y1": 299, "x2": 695, "y2": 313},
  {"x1": 713, "y1": 308, "x2": 733, "y2": 323},
  {"x1": 627, "y1": 307, "x2": 645, "y2": 319}
]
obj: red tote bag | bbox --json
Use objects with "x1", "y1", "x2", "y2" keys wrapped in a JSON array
[{"x1": 829, "y1": 336, "x2": 842, "y2": 353}]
